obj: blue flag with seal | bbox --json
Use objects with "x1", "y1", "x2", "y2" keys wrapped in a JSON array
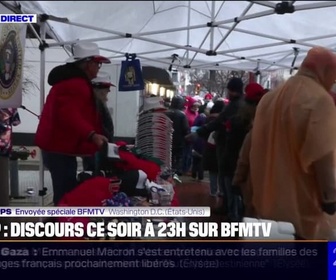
[{"x1": 118, "y1": 53, "x2": 144, "y2": 91}]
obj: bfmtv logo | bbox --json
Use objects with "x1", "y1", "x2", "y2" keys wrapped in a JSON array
[{"x1": 0, "y1": 208, "x2": 11, "y2": 215}]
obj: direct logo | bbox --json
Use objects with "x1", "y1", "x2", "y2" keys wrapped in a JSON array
[{"x1": 0, "y1": 24, "x2": 23, "y2": 100}]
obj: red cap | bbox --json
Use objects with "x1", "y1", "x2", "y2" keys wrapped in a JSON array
[{"x1": 245, "y1": 83, "x2": 265, "y2": 103}]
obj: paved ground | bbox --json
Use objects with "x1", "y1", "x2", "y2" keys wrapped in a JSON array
[{"x1": 10, "y1": 170, "x2": 54, "y2": 206}]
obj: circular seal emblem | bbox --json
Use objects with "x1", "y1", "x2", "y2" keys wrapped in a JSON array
[{"x1": 0, "y1": 24, "x2": 23, "y2": 100}]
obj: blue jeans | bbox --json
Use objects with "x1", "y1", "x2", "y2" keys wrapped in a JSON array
[
  {"x1": 42, "y1": 151, "x2": 78, "y2": 205},
  {"x1": 182, "y1": 144, "x2": 192, "y2": 174}
]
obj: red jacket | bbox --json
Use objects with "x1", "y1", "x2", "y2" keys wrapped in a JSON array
[{"x1": 35, "y1": 66, "x2": 102, "y2": 156}]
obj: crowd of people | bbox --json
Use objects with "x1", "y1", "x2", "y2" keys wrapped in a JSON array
[
  {"x1": 34, "y1": 41, "x2": 336, "y2": 240},
  {"x1": 184, "y1": 46, "x2": 336, "y2": 240}
]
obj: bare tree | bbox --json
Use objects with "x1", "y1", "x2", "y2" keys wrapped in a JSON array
[
  {"x1": 22, "y1": 64, "x2": 39, "y2": 96},
  {"x1": 188, "y1": 69, "x2": 249, "y2": 97}
]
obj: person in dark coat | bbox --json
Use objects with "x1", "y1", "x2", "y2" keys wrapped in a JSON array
[
  {"x1": 164, "y1": 95, "x2": 190, "y2": 179},
  {"x1": 191, "y1": 106, "x2": 207, "y2": 181},
  {"x1": 186, "y1": 77, "x2": 245, "y2": 216},
  {"x1": 82, "y1": 71, "x2": 115, "y2": 174},
  {"x1": 202, "y1": 100, "x2": 226, "y2": 196},
  {"x1": 224, "y1": 83, "x2": 266, "y2": 221}
]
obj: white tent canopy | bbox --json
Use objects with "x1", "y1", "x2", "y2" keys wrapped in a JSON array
[{"x1": 3, "y1": 1, "x2": 336, "y2": 72}]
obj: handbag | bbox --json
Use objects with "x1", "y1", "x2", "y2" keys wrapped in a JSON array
[{"x1": 118, "y1": 53, "x2": 145, "y2": 91}]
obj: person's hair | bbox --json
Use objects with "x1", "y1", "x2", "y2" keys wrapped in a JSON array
[{"x1": 93, "y1": 88, "x2": 108, "y2": 103}]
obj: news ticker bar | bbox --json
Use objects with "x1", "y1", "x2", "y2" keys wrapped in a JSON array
[
  {"x1": 0, "y1": 207, "x2": 210, "y2": 217},
  {"x1": 0, "y1": 241, "x2": 330, "y2": 278}
]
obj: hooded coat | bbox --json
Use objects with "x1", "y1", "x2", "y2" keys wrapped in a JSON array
[
  {"x1": 35, "y1": 63, "x2": 102, "y2": 156},
  {"x1": 249, "y1": 47, "x2": 336, "y2": 240}
]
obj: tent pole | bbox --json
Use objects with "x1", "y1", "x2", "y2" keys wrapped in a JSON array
[
  {"x1": 46, "y1": 20, "x2": 207, "y2": 54},
  {"x1": 100, "y1": 47, "x2": 176, "y2": 67},
  {"x1": 223, "y1": 53, "x2": 294, "y2": 69},
  {"x1": 38, "y1": 20, "x2": 46, "y2": 209},
  {"x1": 209, "y1": 1, "x2": 216, "y2": 51},
  {"x1": 188, "y1": 30, "x2": 211, "y2": 66},
  {"x1": 256, "y1": 60, "x2": 261, "y2": 83},
  {"x1": 47, "y1": 16, "x2": 206, "y2": 38},
  {"x1": 111, "y1": 47, "x2": 177, "y2": 59},
  {"x1": 214, "y1": 9, "x2": 274, "y2": 26},
  {"x1": 186, "y1": 1, "x2": 191, "y2": 64},
  {"x1": 217, "y1": 25, "x2": 324, "y2": 49},
  {"x1": 249, "y1": 1, "x2": 277, "y2": 8},
  {"x1": 217, "y1": 41, "x2": 288, "y2": 55},
  {"x1": 194, "y1": 49, "x2": 294, "y2": 68},
  {"x1": 27, "y1": 23, "x2": 43, "y2": 45},
  {"x1": 295, "y1": 1, "x2": 336, "y2": 11},
  {"x1": 187, "y1": 1, "x2": 227, "y2": 66},
  {"x1": 214, "y1": 1, "x2": 225, "y2": 18},
  {"x1": 47, "y1": 35, "x2": 122, "y2": 48},
  {"x1": 217, "y1": 26, "x2": 336, "y2": 55},
  {"x1": 263, "y1": 52, "x2": 294, "y2": 71},
  {"x1": 214, "y1": 2, "x2": 253, "y2": 51}
]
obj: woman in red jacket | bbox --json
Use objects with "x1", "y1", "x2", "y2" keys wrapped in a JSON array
[{"x1": 35, "y1": 42, "x2": 110, "y2": 205}]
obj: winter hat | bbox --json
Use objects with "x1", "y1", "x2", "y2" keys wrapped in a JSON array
[
  {"x1": 244, "y1": 82, "x2": 265, "y2": 104},
  {"x1": 227, "y1": 77, "x2": 244, "y2": 94},
  {"x1": 92, "y1": 71, "x2": 115, "y2": 88}
]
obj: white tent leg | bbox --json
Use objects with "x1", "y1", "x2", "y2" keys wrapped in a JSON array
[
  {"x1": 209, "y1": 1, "x2": 216, "y2": 51},
  {"x1": 186, "y1": 1, "x2": 191, "y2": 64},
  {"x1": 38, "y1": 20, "x2": 46, "y2": 211}
]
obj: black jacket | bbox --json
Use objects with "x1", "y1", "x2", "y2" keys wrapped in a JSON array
[
  {"x1": 196, "y1": 97, "x2": 244, "y2": 147},
  {"x1": 165, "y1": 96, "x2": 189, "y2": 149},
  {"x1": 165, "y1": 109, "x2": 189, "y2": 149},
  {"x1": 222, "y1": 114, "x2": 250, "y2": 177}
]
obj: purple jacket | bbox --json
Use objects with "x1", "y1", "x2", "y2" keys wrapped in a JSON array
[{"x1": 192, "y1": 113, "x2": 207, "y2": 154}]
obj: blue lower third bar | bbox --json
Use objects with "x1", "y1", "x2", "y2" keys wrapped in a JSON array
[{"x1": 328, "y1": 242, "x2": 336, "y2": 280}]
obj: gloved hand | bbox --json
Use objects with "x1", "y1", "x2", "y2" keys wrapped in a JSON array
[{"x1": 321, "y1": 202, "x2": 336, "y2": 215}]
